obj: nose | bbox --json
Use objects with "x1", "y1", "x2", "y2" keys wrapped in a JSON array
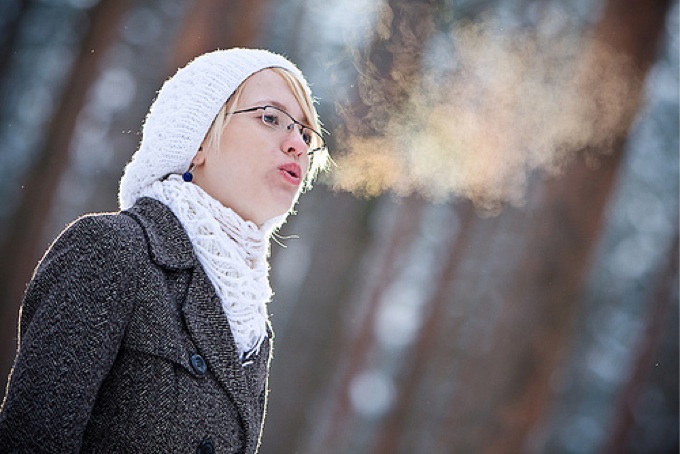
[{"x1": 282, "y1": 126, "x2": 308, "y2": 158}]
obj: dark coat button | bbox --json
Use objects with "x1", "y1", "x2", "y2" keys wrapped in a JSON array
[
  {"x1": 197, "y1": 439, "x2": 214, "y2": 454},
  {"x1": 190, "y1": 354, "x2": 207, "y2": 376}
]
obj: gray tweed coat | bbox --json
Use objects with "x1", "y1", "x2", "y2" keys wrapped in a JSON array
[{"x1": 0, "y1": 198, "x2": 272, "y2": 453}]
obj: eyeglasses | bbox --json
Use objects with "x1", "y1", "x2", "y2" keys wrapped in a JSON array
[{"x1": 232, "y1": 105, "x2": 326, "y2": 155}]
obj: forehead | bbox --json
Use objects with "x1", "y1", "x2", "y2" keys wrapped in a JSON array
[{"x1": 238, "y1": 69, "x2": 306, "y2": 121}]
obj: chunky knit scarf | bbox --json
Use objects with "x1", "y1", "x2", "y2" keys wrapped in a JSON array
[{"x1": 139, "y1": 175, "x2": 281, "y2": 360}]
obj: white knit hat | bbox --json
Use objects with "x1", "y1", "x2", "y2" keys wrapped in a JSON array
[{"x1": 118, "y1": 48, "x2": 311, "y2": 210}]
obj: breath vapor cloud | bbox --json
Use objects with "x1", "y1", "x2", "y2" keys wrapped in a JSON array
[{"x1": 331, "y1": 11, "x2": 641, "y2": 214}]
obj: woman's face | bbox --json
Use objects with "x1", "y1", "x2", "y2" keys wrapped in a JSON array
[{"x1": 191, "y1": 69, "x2": 310, "y2": 226}]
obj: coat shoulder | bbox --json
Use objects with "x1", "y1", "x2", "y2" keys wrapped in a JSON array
[{"x1": 55, "y1": 209, "x2": 147, "y2": 255}]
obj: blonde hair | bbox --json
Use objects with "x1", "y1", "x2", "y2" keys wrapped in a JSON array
[{"x1": 203, "y1": 67, "x2": 329, "y2": 190}]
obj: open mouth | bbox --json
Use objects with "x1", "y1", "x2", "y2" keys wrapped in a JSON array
[{"x1": 279, "y1": 163, "x2": 302, "y2": 183}]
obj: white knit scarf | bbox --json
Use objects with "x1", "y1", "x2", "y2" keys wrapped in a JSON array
[{"x1": 139, "y1": 175, "x2": 282, "y2": 360}]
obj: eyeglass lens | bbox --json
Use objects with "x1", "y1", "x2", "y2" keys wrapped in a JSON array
[{"x1": 261, "y1": 106, "x2": 324, "y2": 152}]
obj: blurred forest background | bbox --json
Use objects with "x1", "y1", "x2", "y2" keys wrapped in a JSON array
[{"x1": 0, "y1": 0, "x2": 677, "y2": 453}]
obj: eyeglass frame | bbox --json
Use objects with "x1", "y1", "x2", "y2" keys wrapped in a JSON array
[{"x1": 231, "y1": 105, "x2": 326, "y2": 155}]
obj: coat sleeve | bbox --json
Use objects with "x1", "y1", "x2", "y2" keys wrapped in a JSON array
[{"x1": 0, "y1": 214, "x2": 139, "y2": 453}]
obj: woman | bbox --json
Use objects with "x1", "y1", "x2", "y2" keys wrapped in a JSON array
[{"x1": 0, "y1": 48, "x2": 328, "y2": 453}]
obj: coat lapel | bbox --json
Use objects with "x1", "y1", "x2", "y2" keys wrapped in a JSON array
[
  {"x1": 181, "y1": 265, "x2": 259, "y2": 445},
  {"x1": 125, "y1": 198, "x2": 260, "y2": 450}
]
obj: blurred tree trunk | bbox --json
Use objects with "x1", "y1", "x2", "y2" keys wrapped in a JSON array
[
  {"x1": 322, "y1": 195, "x2": 427, "y2": 448},
  {"x1": 0, "y1": 0, "x2": 132, "y2": 395},
  {"x1": 602, "y1": 233, "x2": 678, "y2": 454},
  {"x1": 333, "y1": 0, "x2": 445, "y2": 436},
  {"x1": 170, "y1": 0, "x2": 271, "y2": 69},
  {"x1": 371, "y1": 0, "x2": 673, "y2": 452},
  {"x1": 0, "y1": 0, "x2": 30, "y2": 79},
  {"x1": 342, "y1": 0, "x2": 442, "y2": 138},
  {"x1": 261, "y1": 189, "x2": 382, "y2": 454}
]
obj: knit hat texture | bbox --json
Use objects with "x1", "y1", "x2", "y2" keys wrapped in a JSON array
[{"x1": 119, "y1": 48, "x2": 310, "y2": 210}]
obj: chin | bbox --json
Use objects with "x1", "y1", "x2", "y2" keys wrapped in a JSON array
[
  {"x1": 253, "y1": 205, "x2": 291, "y2": 226},
  {"x1": 255, "y1": 191, "x2": 299, "y2": 223},
  {"x1": 275, "y1": 194, "x2": 299, "y2": 213}
]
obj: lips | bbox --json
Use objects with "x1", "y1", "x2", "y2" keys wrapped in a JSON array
[{"x1": 278, "y1": 162, "x2": 302, "y2": 185}]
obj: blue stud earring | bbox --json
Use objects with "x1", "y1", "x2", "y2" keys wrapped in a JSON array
[{"x1": 182, "y1": 164, "x2": 196, "y2": 182}]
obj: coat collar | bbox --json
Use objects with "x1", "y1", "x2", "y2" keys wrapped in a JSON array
[{"x1": 123, "y1": 197, "x2": 196, "y2": 269}]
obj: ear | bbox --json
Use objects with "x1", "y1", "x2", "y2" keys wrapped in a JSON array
[{"x1": 191, "y1": 146, "x2": 206, "y2": 166}]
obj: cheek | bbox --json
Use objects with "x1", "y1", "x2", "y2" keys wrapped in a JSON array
[
  {"x1": 216, "y1": 139, "x2": 256, "y2": 175},
  {"x1": 300, "y1": 153, "x2": 311, "y2": 173}
]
